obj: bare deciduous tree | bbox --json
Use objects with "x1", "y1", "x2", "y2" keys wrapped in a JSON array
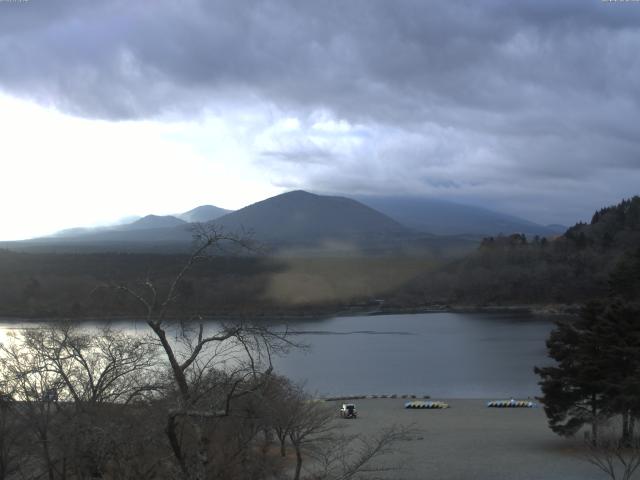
[
  {"x1": 0, "y1": 332, "x2": 67, "y2": 480},
  {"x1": 262, "y1": 377, "x2": 412, "y2": 480},
  {"x1": 20, "y1": 323, "x2": 160, "y2": 406},
  {"x1": 584, "y1": 426, "x2": 640, "y2": 480},
  {"x1": 288, "y1": 397, "x2": 335, "y2": 480},
  {"x1": 311, "y1": 425, "x2": 412, "y2": 480},
  {"x1": 0, "y1": 323, "x2": 162, "y2": 480},
  {"x1": 111, "y1": 224, "x2": 294, "y2": 480},
  {"x1": 0, "y1": 392, "x2": 22, "y2": 480},
  {"x1": 0, "y1": 224, "x2": 410, "y2": 480}
]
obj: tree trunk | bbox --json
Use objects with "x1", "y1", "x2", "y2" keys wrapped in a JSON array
[
  {"x1": 148, "y1": 323, "x2": 190, "y2": 399},
  {"x1": 192, "y1": 422, "x2": 209, "y2": 480},
  {"x1": 39, "y1": 425, "x2": 56, "y2": 480},
  {"x1": 293, "y1": 445, "x2": 302, "y2": 480},
  {"x1": 280, "y1": 437, "x2": 286, "y2": 457},
  {"x1": 44, "y1": 443, "x2": 55, "y2": 480},
  {"x1": 0, "y1": 429, "x2": 6, "y2": 480},
  {"x1": 165, "y1": 414, "x2": 187, "y2": 477},
  {"x1": 622, "y1": 410, "x2": 630, "y2": 446},
  {"x1": 261, "y1": 428, "x2": 271, "y2": 455},
  {"x1": 591, "y1": 394, "x2": 598, "y2": 445}
]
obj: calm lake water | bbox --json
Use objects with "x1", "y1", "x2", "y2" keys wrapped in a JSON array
[{"x1": 0, "y1": 312, "x2": 557, "y2": 398}]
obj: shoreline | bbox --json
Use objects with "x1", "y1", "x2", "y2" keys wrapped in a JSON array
[{"x1": 0, "y1": 303, "x2": 580, "y2": 323}]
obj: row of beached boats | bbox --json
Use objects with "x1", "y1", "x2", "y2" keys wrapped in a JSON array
[{"x1": 404, "y1": 399, "x2": 536, "y2": 409}]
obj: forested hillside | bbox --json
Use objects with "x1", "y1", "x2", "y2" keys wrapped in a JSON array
[
  {"x1": 0, "y1": 251, "x2": 279, "y2": 318},
  {"x1": 0, "y1": 250, "x2": 433, "y2": 318},
  {"x1": 395, "y1": 197, "x2": 640, "y2": 307}
]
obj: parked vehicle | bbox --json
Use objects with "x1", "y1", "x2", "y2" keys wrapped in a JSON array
[{"x1": 340, "y1": 403, "x2": 357, "y2": 418}]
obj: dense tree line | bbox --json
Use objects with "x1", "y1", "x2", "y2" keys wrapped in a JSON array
[
  {"x1": 0, "y1": 249, "x2": 432, "y2": 319},
  {"x1": 394, "y1": 197, "x2": 640, "y2": 307},
  {"x1": 0, "y1": 250, "x2": 288, "y2": 318}
]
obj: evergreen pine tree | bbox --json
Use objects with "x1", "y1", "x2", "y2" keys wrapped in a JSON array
[{"x1": 535, "y1": 302, "x2": 610, "y2": 443}]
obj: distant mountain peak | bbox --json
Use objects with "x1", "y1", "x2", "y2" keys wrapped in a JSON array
[
  {"x1": 124, "y1": 215, "x2": 186, "y2": 230},
  {"x1": 259, "y1": 190, "x2": 320, "y2": 203},
  {"x1": 177, "y1": 205, "x2": 231, "y2": 223},
  {"x1": 282, "y1": 189, "x2": 315, "y2": 197},
  {"x1": 215, "y1": 189, "x2": 409, "y2": 245},
  {"x1": 9, "y1": 190, "x2": 481, "y2": 255}
]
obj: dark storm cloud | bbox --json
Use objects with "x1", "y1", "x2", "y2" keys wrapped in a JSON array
[
  {"x1": 2, "y1": 0, "x2": 637, "y2": 121},
  {"x1": 1, "y1": 0, "x2": 639, "y2": 223}
]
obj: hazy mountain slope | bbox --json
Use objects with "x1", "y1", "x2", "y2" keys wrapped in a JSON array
[
  {"x1": 177, "y1": 205, "x2": 231, "y2": 223},
  {"x1": 546, "y1": 224, "x2": 568, "y2": 235},
  {"x1": 52, "y1": 216, "x2": 143, "y2": 238},
  {"x1": 53, "y1": 227, "x2": 106, "y2": 238},
  {"x1": 10, "y1": 191, "x2": 416, "y2": 252},
  {"x1": 356, "y1": 196, "x2": 557, "y2": 236},
  {"x1": 214, "y1": 190, "x2": 411, "y2": 245},
  {"x1": 13, "y1": 215, "x2": 193, "y2": 252},
  {"x1": 4, "y1": 191, "x2": 477, "y2": 256},
  {"x1": 29, "y1": 226, "x2": 192, "y2": 245},
  {"x1": 116, "y1": 215, "x2": 186, "y2": 230}
]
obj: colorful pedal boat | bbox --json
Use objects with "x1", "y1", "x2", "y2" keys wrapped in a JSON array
[{"x1": 404, "y1": 400, "x2": 449, "y2": 409}]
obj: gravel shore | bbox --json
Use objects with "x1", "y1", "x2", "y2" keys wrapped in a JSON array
[{"x1": 328, "y1": 399, "x2": 604, "y2": 480}]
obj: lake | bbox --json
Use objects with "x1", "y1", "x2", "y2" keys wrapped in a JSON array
[
  {"x1": 272, "y1": 312, "x2": 556, "y2": 398},
  {"x1": 0, "y1": 312, "x2": 558, "y2": 398}
]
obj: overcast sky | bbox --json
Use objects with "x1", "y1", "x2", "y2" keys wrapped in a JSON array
[{"x1": 1, "y1": 0, "x2": 639, "y2": 240}]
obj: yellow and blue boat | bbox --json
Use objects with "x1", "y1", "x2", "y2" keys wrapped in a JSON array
[
  {"x1": 487, "y1": 399, "x2": 535, "y2": 408},
  {"x1": 404, "y1": 400, "x2": 449, "y2": 409}
]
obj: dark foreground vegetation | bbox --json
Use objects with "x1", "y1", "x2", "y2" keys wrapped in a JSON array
[{"x1": 0, "y1": 323, "x2": 406, "y2": 480}]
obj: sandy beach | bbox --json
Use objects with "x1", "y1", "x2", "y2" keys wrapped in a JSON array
[{"x1": 327, "y1": 399, "x2": 604, "y2": 480}]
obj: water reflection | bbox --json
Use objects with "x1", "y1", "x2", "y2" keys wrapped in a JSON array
[{"x1": 0, "y1": 312, "x2": 559, "y2": 398}]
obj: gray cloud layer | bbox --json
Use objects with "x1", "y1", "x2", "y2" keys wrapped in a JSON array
[{"x1": 1, "y1": 0, "x2": 639, "y2": 224}]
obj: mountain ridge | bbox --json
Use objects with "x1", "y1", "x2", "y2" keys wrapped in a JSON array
[
  {"x1": 213, "y1": 190, "x2": 411, "y2": 244},
  {"x1": 355, "y1": 195, "x2": 560, "y2": 236},
  {"x1": 115, "y1": 215, "x2": 186, "y2": 231},
  {"x1": 177, "y1": 205, "x2": 231, "y2": 223},
  {"x1": 3, "y1": 190, "x2": 556, "y2": 255}
]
